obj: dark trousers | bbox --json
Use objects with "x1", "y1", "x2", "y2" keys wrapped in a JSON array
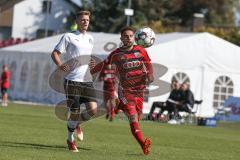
[{"x1": 148, "y1": 102, "x2": 168, "y2": 120}]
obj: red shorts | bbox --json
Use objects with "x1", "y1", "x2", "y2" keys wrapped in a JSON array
[{"x1": 118, "y1": 91, "x2": 144, "y2": 117}]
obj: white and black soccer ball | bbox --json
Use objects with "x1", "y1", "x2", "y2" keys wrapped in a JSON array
[{"x1": 135, "y1": 27, "x2": 155, "y2": 48}]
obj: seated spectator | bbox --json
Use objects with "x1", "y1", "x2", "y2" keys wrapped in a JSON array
[
  {"x1": 148, "y1": 80, "x2": 182, "y2": 121},
  {"x1": 165, "y1": 81, "x2": 183, "y2": 122},
  {"x1": 177, "y1": 82, "x2": 194, "y2": 113},
  {"x1": 171, "y1": 82, "x2": 203, "y2": 124}
]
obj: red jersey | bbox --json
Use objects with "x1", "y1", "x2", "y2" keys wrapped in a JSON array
[
  {"x1": 1, "y1": 70, "x2": 10, "y2": 89},
  {"x1": 100, "y1": 64, "x2": 116, "y2": 100},
  {"x1": 105, "y1": 45, "x2": 153, "y2": 92}
]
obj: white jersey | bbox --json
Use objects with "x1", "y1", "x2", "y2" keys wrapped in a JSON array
[{"x1": 54, "y1": 30, "x2": 94, "y2": 82}]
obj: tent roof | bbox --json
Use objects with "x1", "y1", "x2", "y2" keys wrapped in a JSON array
[
  {"x1": 1, "y1": 31, "x2": 240, "y2": 72},
  {"x1": 0, "y1": 32, "x2": 120, "y2": 54},
  {"x1": 0, "y1": 32, "x2": 198, "y2": 54},
  {"x1": 147, "y1": 32, "x2": 240, "y2": 73},
  {"x1": 155, "y1": 32, "x2": 198, "y2": 44}
]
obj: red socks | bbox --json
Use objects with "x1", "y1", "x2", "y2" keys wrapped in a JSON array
[
  {"x1": 130, "y1": 122, "x2": 144, "y2": 146},
  {"x1": 111, "y1": 106, "x2": 115, "y2": 118}
]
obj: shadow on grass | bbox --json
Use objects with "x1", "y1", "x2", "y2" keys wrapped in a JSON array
[{"x1": 0, "y1": 141, "x2": 92, "y2": 151}]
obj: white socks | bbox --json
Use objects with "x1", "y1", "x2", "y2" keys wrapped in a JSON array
[
  {"x1": 67, "y1": 120, "x2": 78, "y2": 142},
  {"x1": 1, "y1": 103, "x2": 7, "y2": 107},
  {"x1": 67, "y1": 131, "x2": 74, "y2": 142}
]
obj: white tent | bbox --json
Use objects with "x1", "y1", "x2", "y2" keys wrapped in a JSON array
[
  {"x1": 146, "y1": 32, "x2": 240, "y2": 117},
  {"x1": 1, "y1": 32, "x2": 240, "y2": 117},
  {"x1": 0, "y1": 32, "x2": 121, "y2": 105}
]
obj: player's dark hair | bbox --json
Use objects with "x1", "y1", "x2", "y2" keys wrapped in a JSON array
[
  {"x1": 76, "y1": 10, "x2": 91, "y2": 18},
  {"x1": 120, "y1": 26, "x2": 135, "y2": 36}
]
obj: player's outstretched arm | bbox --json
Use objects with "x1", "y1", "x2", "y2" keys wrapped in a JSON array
[{"x1": 90, "y1": 60, "x2": 104, "y2": 75}]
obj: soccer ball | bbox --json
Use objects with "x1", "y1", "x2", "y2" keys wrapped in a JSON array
[{"x1": 135, "y1": 27, "x2": 155, "y2": 48}]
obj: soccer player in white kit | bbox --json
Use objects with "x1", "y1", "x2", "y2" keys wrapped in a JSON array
[{"x1": 51, "y1": 11, "x2": 97, "y2": 152}]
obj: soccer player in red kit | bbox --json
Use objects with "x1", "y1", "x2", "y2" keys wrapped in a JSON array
[
  {"x1": 1, "y1": 64, "x2": 10, "y2": 106},
  {"x1": 91, "y1": 26, "x2": 153, "y2": 155},
  {"x1": 100, "y1": 64, "x2": 117, "y2": 121}
]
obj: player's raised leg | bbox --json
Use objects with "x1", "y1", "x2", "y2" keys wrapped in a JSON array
[
  {"x1": 125, "y1": 101, "x2": 151, "y2": 155},
  {"x1": 76, "y1": 101, "x2": 97, "y2": 141},
  {"x1": 75, "y1": 123, "x2": 83, "y2": 141}
]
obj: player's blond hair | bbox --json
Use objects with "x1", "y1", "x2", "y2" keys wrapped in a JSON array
[{"x1": 76, "y1": 10, "x2": 91, "y2": 18}]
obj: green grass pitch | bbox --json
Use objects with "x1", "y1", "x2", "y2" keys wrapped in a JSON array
[{"x1": 0, "y1": 103, "x2": 240, "y2": 160}]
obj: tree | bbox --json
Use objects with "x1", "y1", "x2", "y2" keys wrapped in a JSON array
[
  {"x1": 80, "y1": 0, "x2": 172, "y2": 32},
  {"x1": 81, "y1": 0, "x2": 127, "y2": 33},
  {"x1": 79, "y1": 0, "x2": 236, "y2": 33},
  {"x1": 166, "y1": 0, "x2": 236, "y2": 26}
]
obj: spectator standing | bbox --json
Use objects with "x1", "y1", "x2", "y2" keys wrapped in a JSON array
[{"x1": 1, "y1": 64, "x2": 10, "y2": 106}]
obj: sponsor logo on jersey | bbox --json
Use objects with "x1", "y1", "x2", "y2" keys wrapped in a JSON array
[
  {"x1": 134, "y1": 51, "x2": 141, "y2": 58},
  {"x1": 89, "y1": 38, "x2": 93, "y2": 45},
  {"x1": 123, "y1": 60, "x2": 141, "y2": 69}
]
